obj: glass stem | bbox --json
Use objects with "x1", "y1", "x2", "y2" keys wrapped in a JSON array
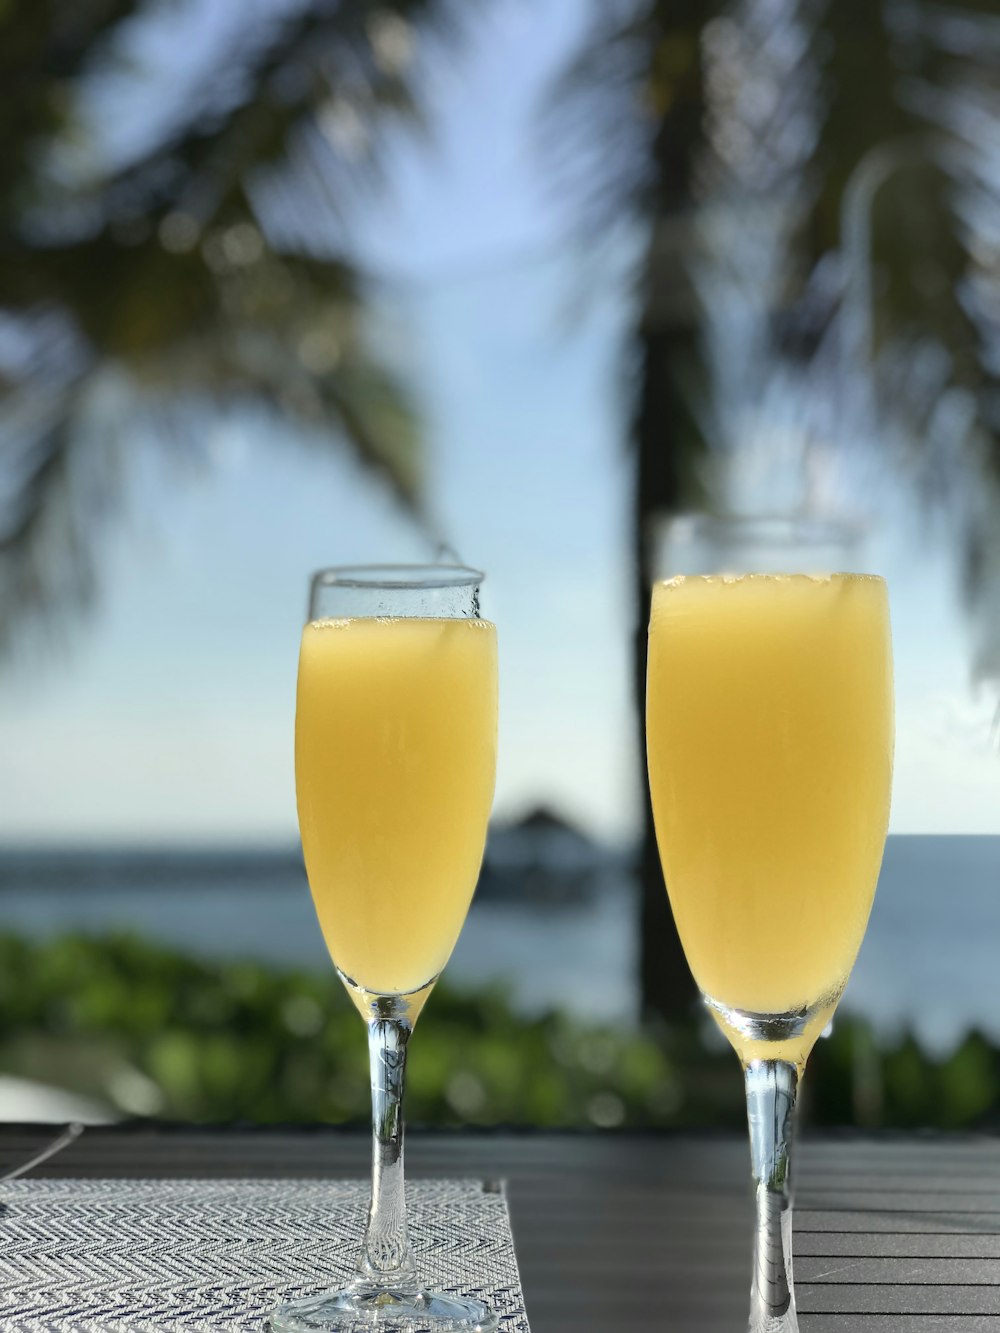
[
  {"x1": 356, "y1": 1016, "x2": 418, "y2": 1291},
  {"x1": 744, "y1": 1058, "x2": 800, "y2": 1333}
]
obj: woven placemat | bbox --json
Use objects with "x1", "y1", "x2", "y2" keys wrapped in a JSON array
[{"x1": 0, "y1": 1178, "x2": 529, "y2": 1332}]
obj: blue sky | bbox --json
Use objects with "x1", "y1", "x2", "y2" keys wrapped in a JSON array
[{"x1": 1, "y1": 0, "x2": 999, "y2": 845}]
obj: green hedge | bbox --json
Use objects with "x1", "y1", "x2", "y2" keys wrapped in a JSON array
[
  {"x1": 0, "y1": 934, "x2": 994, "y2": 1129},
  {"x1": 0, "y1": 934, "x2": 689, "y2": 1125}
]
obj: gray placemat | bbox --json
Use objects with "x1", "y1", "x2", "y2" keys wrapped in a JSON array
[{"x1": 0, "y1": 1178, "x2": 529, "y2": 1332}]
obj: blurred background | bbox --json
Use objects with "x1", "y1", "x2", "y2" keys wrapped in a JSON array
[{"x1": 1, "y1": 0, "x2": 999, "y2": 1130}]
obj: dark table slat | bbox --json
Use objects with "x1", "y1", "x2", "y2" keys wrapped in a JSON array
[
  {"x1": 804, "y1": 1192, "x2": 1000, "y2": 1212},
  {"x1": 798, "y1": 1256, "x2": 1000, "y2": 1284},
  {"x1": 801, "y1": 1178, "x2": 1000, "y2": 1195},
  {"x1": 798, "y1": 1210, "x2": 1000, "y2": 1234},
  {"x1": 798, "y1": 1232, "x2": 1000, "y2": 1259},
  {"x1": 806, "y1": 1320, "x2": 1000, "y2": 1332},
  {"x1": 800, "y1": 1283, "x2": 1000, "y2": 1315}
]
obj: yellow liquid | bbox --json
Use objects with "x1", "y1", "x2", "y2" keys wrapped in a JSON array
[
  {"x1": 296, "y1": 617, "x2": 498, "y2": 999},
  {"x1": 646, "y1": 574, "x2": 893, "y2": 1061}
]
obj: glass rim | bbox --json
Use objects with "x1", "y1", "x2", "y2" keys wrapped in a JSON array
[
  {"x1": 661, "y1": 512, "x2": 865, "y2": 547},
  {"x1": 310, "y1": 563, "x2": 485, "y2": 591}
]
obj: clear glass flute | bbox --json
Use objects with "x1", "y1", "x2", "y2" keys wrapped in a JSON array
[
  {"x1": 645, "y1": 516, "x2": 894, "y2": 1332},
  {"x1": 269, "y1": 564, "x2": 499, "y2": 1333}
]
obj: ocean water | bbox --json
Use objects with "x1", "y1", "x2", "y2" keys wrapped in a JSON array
[
  {"x1": 0, "y1": 835, "x2": 993, "y2": 1054},
  {"x1": 844, "y1": 835, "x2": 999, "y2": 1053}
]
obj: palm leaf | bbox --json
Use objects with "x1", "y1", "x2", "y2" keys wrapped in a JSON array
[{"x1": 0, "y1": 0, "x2": 465, "y2": 645}]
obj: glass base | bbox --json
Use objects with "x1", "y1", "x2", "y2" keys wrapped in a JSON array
[{"x1": 266, "y1": 1285, "x2": 499, "y2": 1333}]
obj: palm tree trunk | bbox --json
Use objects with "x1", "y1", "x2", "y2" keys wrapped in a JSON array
[
  {"x1": 632, "y1": 0, "x2": 715, "y2": 1021},
  {"x1": 633, "y1": 321, "x2": 699, "y2": 1023}
]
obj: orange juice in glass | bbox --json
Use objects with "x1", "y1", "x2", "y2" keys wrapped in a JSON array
[{"x1": 646, "y1": 519, "x2": 893, "y2": 1332}]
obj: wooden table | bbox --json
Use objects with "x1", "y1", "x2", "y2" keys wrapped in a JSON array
[{"x1": 2, "y1": 1126, "x2": 999, "y2": 1332}]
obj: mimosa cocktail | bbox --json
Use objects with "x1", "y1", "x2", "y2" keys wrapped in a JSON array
[
  {"x1": 270, "y1": 565, "x2": 499, "y2": 1333},
  {"x1": 646, "y1": 561, "x2": 893, "y2": 1333}
]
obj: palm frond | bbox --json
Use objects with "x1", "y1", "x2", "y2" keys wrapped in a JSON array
[
  {"x1": 0, "y1": 0, "x2": 145, "y2": 209},
  {"x1": 883, "y1": 3, "x2": 1000, "y2": 676},
  {"x1": 0, "y1": 0, "x2": 466, "y2": 646},
  {"x1": 538, "y1": 2, "x2": 655, "y2": 237},
  {"x1": 0, "y1": 244, "x2": 425, "y2": 643},
  {"x1": 538, "y1": 0, "x2": 711, "y2": 239}
]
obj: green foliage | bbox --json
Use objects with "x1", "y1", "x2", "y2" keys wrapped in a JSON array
[
  {"x1": 2, "y1": 933, "x2": 998, "y2": 1130},
  {"x1": 0, "y1": 0, "x2": 457, "y2": 648},
  {"x1": 807, "y1": 1017, "x2": 1000, "y2": 1131},
  {"x1": 0, "y1": 933, "x2": 694, "y2": 1126}
]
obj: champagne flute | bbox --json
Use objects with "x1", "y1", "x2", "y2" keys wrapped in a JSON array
[
  {"x1": 645, "y1": 516, "x2": 893, "y2": 1332},
  {"x1": 269, "y1": 564, "x2": 499, "y2": 1333}
]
